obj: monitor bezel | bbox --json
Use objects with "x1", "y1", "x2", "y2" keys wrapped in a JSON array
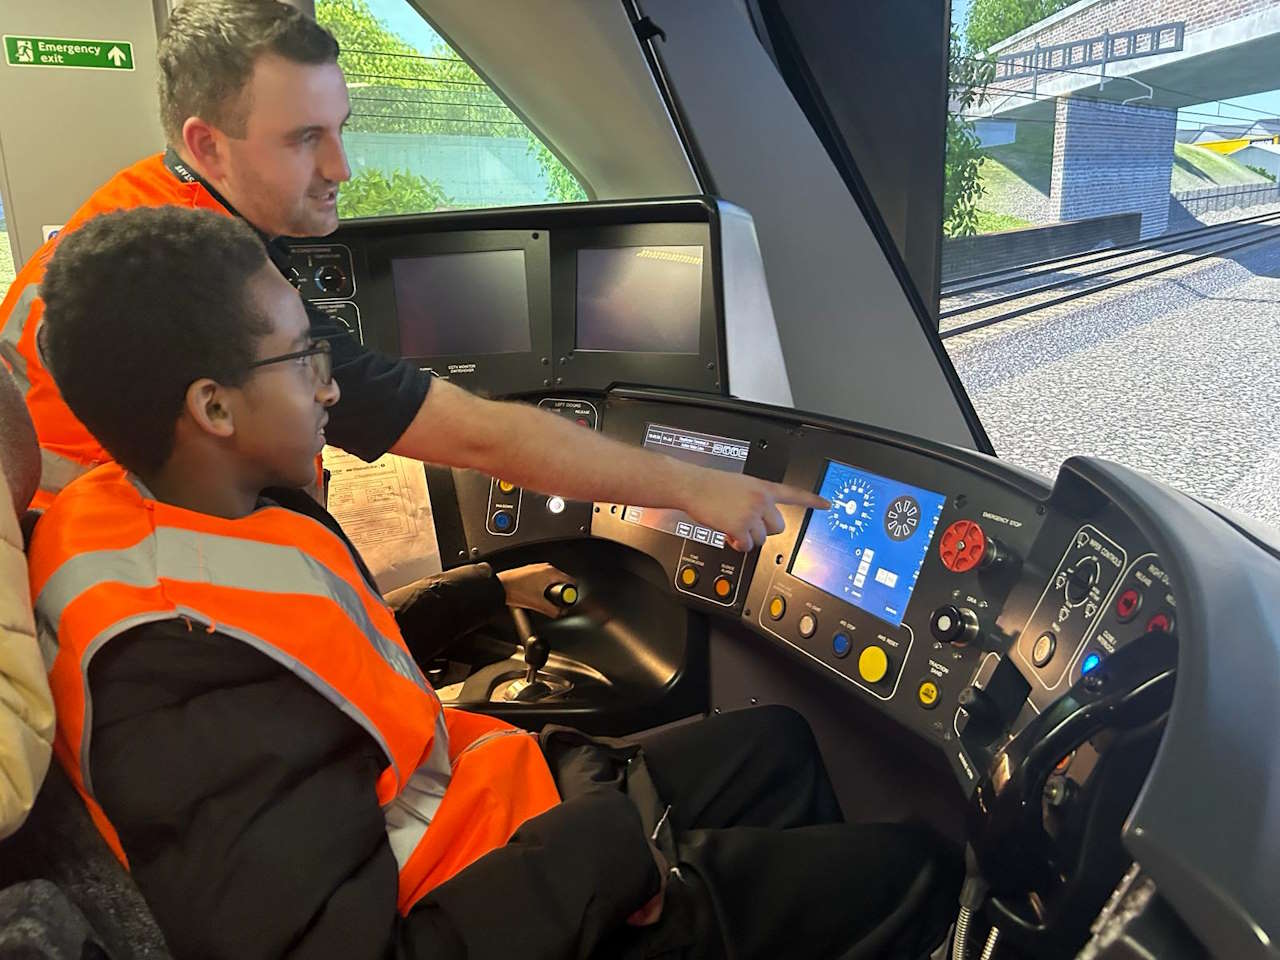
[
  {"x1": 362, "y1": 228, "x2": 552, "y2": 395},
  {"x1": 551, "y1": 222, "x2": 722, "y2": 394}
]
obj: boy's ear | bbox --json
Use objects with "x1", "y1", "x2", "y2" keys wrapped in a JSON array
[{"x1": 185, "y1": 379, "x2": 236, "y2": 440}]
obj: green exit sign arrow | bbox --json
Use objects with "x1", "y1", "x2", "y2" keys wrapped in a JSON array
[{"x1": 4, "y1": 35, "x2": 134, "y2": 71}]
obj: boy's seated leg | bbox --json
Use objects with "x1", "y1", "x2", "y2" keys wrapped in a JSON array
[
  {"x1": 595, "y1": 821, "x2": 956, "y2": 960},
  {"x1": 636, "y1": 705, "x2": 843, "y2": 833},
  {"x1": 676, "y1": 821, "x2": 958, "y2": 960}
]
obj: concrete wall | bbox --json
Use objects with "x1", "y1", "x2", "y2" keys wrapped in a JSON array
[
  {"x1": 1051, "y1": 97, "x2": 1176, "y2": 237},
  {"x1": 343, "y1": 131, "x2": 552, "y2": 208},
  {"x1": 975, "y1": 119, "x2": 1017, "y2": 148},
  {"x1": 0, "y1": 0, "x2": 164, "y2": 267},
  {"x1": 1233, "y1": 144, "x2": 1280, "y2": 178},
  {"x1": 941, "y1": 211, "x2": 1141, "y2": 282}
]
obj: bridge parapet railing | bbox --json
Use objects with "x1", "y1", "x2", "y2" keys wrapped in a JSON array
[
  {"x1": 1173, "y1": 183, "x2": 1280, "y2": 215},
  {"x1": 994, "y1": 23, "x2": 1185, "y2": 84}
]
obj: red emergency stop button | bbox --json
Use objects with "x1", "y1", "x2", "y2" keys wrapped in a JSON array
[
  {"x1": 1115, "y1": 588, "x2": 1141, "y2": 623},
  {"x1": 939, "y1": 521, "x2": 986, "y2": 573}
]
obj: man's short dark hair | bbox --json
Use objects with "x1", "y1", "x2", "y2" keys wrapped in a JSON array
[
  {"x1": 41, "y1": 208, "x2": 273, "y2": 475},
  {"x1": 158, "y1": 0, "x2": 340, "y2": 145}
]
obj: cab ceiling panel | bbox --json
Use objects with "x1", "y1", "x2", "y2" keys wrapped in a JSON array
[
  {"x1": 417, "y1": 0, "x2": 699, "y2": 200},
  {"x1": 631, "y1": 0, "x2": 985, "y2": 451}
]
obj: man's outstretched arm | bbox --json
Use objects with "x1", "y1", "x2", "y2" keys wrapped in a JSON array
[{"x1": 391, "y1": 378, "x2": 826, "y2": 553}]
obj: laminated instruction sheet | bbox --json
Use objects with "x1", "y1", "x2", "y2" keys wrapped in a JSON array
[{"x1": 322, "y1": 446, "x2": 442, "y2": 592}]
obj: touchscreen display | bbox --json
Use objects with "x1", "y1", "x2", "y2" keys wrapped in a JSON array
[
  {"x1": 576, "y1": 246, "x2": 703, "y2": 354},
  {"x1": 391, "y1": 249, "x2": 531, "y2": 357},
  {"x1": 790, "y1": 461, "x2": 946, "y2": 627},
  {"x1": 622, "y1": 424, "x2": 749, "y2": 548}
]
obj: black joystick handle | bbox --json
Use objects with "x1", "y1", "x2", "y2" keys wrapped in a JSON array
[
  {"x1": 544, "y1": 582, "x2": 580, "y2": 609},
  {"x1": 510, "y1": 608, "x2": 549, "y2": 684},
  {"x1": 524, "y1": 635, "x2": 551, "y2": 676}
]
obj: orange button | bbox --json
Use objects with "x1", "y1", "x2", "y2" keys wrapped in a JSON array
[
  {"x1": 714, "y1": 576, "x2": 733, "y2": 598},
  {"x1": 497, "y1": 480, "x2": 516, "y2": 494},
  {"x1": 768, "y1": 595, "x2": 786, "y2": 620},
  {"x1": 679, "y1": 566, "x2": 700, "y2": 587}
]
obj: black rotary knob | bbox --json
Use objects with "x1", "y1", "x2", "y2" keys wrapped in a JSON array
[{"x1": 930, "y1": 604, "x2": 981, "y2": 646}]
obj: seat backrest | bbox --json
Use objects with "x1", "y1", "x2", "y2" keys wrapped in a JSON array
[
  {"x1": 0, "y1": 359, "x2": 55, "y2": 843},
  {"x1": 0, "y1": 364, "x2": 169, "y2": 956},
  {"x1": 0, "y1": 763, "x2": 172, "y2": 958}
]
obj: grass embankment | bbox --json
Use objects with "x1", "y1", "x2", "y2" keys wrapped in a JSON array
[{"x1": 970, "y1": 124, "x2": 1270, "y2": 233}]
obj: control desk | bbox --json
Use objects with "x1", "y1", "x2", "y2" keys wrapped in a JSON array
[
  {"x1": 428, "y1": 387, "x2": 1177, "y2": 794},
  {"x1": 290, "y1": 199, "x2": 1178, "y2": 796}
]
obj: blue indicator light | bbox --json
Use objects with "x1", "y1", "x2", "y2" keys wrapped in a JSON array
[{"x1": 1081, "y1": 653, "x2": 1102, "y2": 675}]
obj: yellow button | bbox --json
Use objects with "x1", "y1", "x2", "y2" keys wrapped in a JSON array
[
  {"x1": 497, "y1": 480, "x2": 516, "y2": 493},
  {"x1": 680, "y1": 566, "x2": 699, "y2": 587},
  {"x1": 768, "y1": 595, "x2": 786, "y2": 620},
  {"x1": 917, "y1": 680, "x2": 940, "y2": 709},
  {"x1": 714, "y1": 576, "x2": 733, "y2": 598},
  {"x1": 561, "y1": 585, "x2": 578, "y2": 606},
  {"x1": 858, "y1": 646, "x2": 889, "y2": 684}
]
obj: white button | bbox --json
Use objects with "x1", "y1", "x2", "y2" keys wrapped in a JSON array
[{"x1": 546, "y1": 496, "x2": 566, "y2": 515}]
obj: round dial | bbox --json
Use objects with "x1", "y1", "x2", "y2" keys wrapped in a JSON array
[
  {"x1": 827, "y1": 477, "x2": 876, "y2": 539},
  {"x1": 884, "y1": 495, "x2": 921, "y2": 541}
]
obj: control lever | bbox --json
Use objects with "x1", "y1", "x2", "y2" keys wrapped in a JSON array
[{"x1": 502, "y1": 582, "x2": 579, "y2": 703}]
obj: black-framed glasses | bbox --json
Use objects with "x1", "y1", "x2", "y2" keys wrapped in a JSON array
[{"x1": 247, "y1": 339, "x2": 333, "y2": 385}]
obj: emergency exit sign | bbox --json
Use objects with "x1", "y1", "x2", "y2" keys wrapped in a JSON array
[{"x1": 4, "y1": 35, "x2": 134, "y2": 71}]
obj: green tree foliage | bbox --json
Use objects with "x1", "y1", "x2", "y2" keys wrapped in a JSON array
[
  {"x1": 528, "y1": 138, "x2": 589, "y2": 203},
  {"x1": 337, "y1": 167, "x2": 453, "y2": 219},
  {"x1": 964, "y1": 0, "x2": 1075, "y2": 54},
  {"x1": 1243, "y1": 163, "x2": 1277, "y2": 183},
  {"x1": 944, "y1": 34, "x2": 994, "y2": 237},
  {"x1": 314, "y1": 0, "x2": 586, "y2": 203}
]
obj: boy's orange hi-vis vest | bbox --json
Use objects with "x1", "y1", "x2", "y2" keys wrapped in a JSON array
[{"x1": 28, "y1": 463, "x2": 560, "y2": 910}]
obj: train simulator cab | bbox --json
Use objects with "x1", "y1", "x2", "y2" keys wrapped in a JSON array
[{"x1": 1, "y1": 1, "x2": 1278, "y2": 959}]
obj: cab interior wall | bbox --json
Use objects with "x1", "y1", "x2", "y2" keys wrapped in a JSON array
[{"x1": 0, "y1": 0, "x2": 165, "y2": 264}]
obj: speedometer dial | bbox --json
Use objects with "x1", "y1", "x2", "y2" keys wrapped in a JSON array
[{"x1": 827, "y1": 477, "x2": 876, "y2": 539}]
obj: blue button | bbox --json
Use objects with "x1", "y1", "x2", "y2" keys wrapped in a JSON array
[
  {"x1": 492, "y1": 510, "x2": 513, "y2": 532},
  {"x1": 832, "y1": 632, "x2": 852, "y2": 658},
  {"x1": 1081, "y1": 652, "x2": 1102, "y2": 674}
]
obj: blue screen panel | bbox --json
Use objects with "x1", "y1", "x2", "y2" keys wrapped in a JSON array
[{"x1": 790, "y1": 461, "x2": 947, "y2": 628}]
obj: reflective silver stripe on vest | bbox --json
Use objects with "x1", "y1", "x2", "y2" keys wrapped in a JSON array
[
  {"x1": 383, "y1": 708, "x2": 453, "y2": 869},
  {"x1": 0, "y1": 284, "x2": 39, "y2": 391},
  {"x1": 38, "y1": 448, "x2": 93, "y2": 495},
  {"x1": 383, "y1": 726, "x2": 530, "y2": 870},
  {"x1": 67, "y1": 607, "x2": 414, "y2": 800},
  {"x1": 37, "y1": 525, "x2": 430, "y2": 693}
]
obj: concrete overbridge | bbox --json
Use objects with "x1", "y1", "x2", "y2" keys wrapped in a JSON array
[{"x1": 970, "y1": 0, "x2": 1280, "y2": 236}]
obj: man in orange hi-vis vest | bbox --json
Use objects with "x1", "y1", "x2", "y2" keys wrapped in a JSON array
[
  {"x1": 27, "y1": 206, "x2": 953, "y2": 958},
  {"x1": 0, "y1": 0, "x2": 822, "y2": 554}
]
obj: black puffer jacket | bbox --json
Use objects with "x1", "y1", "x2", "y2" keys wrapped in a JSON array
[{"x1": 82, "y1": 488, "x2": 659, "y2": 959}]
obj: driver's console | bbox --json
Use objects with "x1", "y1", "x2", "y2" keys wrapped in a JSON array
[{"x1": 292, "y1": 198, "x2": 1278, "y2": 960}]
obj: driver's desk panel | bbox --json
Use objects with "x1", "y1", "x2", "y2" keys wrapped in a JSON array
[{"x1": 426, "y1": 388, "x2": 1178, "y2": 796}]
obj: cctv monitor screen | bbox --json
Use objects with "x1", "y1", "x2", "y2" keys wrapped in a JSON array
[
  {"x1": 391, "y1": 249, "x2": 532, "y2": 357},
  {"x1": 790, "y1": 461, "x2": 947, "y2": 628},
  {"x1": 576, "y1": 245, "x2": 704, "y2": 354}
]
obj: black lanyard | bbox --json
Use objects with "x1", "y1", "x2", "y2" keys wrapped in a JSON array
[{"x1": 161, "y1": 148, "x2": 292, "y2": 272}]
